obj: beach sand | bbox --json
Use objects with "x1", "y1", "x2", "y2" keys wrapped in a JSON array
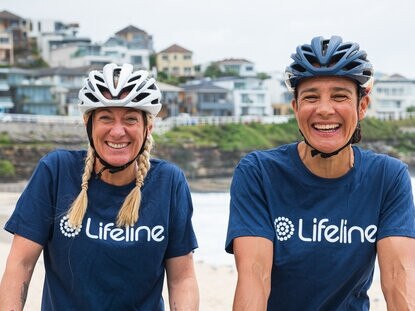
[{"x1": 0, "y1": 191, "x2": 387, "y2": 310}]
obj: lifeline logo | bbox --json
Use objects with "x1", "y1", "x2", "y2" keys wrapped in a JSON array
[
  {"x1": 274, "y1": 217, "x2": 377, "y2": 244},
  {"x1": 59, "y1": 216, "x2": 165, "y2": 242}
]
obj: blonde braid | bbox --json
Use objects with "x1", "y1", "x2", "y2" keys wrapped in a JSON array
[
  {"x1": 116, "y1": 135, "x2": 153, "y2": 227},
  {"x1": 67, "y1": 145, "x2": 95, "y2": 227}
]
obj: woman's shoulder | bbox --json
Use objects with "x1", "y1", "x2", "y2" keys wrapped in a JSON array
[
  {"x1": 239, "y1": 143, "x2": 296, "y2": 167},
  {"x1": 150, "y1": 158, "x2": 184, "y2": 176},
  {"x1": 355, "y1": 146, "x2": 408, "y2": 180},
  {"x1": 39, "y1": 149, "x2": 87, "y2": 169}
]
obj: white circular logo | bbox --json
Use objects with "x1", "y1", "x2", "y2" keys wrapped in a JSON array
[
  {"x1": 274, "y1": 217, "x2": 295, "y2": 241},
  {"x1": 60, "y1": 215, "x2": 82, "y2": 238}
]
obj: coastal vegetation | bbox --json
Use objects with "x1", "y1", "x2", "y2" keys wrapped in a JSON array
[
  {"x1": 155, "y1": 117, "x2": 415, "y2": 153},
  {"x1": 1, "y1": 117, "x2": 415, "y2": 179}
]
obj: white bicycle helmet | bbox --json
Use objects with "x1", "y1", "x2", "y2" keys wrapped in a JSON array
[{"x1": 78, "y1": 63, "x2": 162, "y2": 116}]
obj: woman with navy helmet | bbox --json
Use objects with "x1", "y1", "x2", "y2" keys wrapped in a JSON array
[
  {"x1": 226, "y1": 36, "x2": 415, "y2": 310},
  {"x1": 0, "y1": 63, "x2": 199, "y2": 310}
]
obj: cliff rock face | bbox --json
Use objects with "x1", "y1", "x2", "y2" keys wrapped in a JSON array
[{"x1": 0, "y1": 143, "x2": 246, "y2": 182}]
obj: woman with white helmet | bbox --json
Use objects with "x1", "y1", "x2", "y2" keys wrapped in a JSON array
[
  {"x1": 226, "y1": 36, "x2": 415, "y2": 310},
  {"x1": 0, "y1": 63, "x2": 199, "y2": 310}
]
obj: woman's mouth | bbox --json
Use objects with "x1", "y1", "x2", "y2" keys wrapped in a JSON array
[
  {"x1": 313, "y1": 123, "x2": 340, "y2": 132},
  {"x1": 106, "y1": 142, "x2": 129, "y2": 149}
]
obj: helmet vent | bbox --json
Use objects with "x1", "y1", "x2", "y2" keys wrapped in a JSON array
[
  {"x1": 301, "y1": 46, "x2": 312, "y2": 53},
  {"x1": 304, "y1": 54, "x2": 318, "y2": 65},
  {"x1": 94, "y1": 75, "x2": 104, "y2": 83},
  {"x1": 85, "y1": 92, "x2": 99, "y2": 102},
  {"x1": 87, "y1": 81, "x2": 95, "y2": 92},
  {"x1": 120, "y1": 85, "x2": 135, "y2": 95},
  {"x1": 133, "y1": 92, "x2": 149, "y2": 102},
  {"x1": 151, "y1": 99, "x2": 159, "y2": 105},
  {"x1": 321, "y1": 39, "x2": 330, "y2": 56},
  {"x1": 148, "y1": 83, "x2": 157, "y2": 90},
  {"x1": 338, "y1": 44, "x2": 353, "y2": 52},
  {"x1": 343, "y1": 61, "x2": 360, "y2": 70},
  {"x1": 97, "y1": 84, "x2": 110, "y2": 94},
  {"x1": 292, "y1": 64, "x2": 306, "y2": 73},
  {"x1": 128, "y1": 75, "x2": 141, "y2": 83}
]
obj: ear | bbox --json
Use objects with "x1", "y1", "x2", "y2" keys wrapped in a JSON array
[
  {"x1": 83, "y1": 114, "x2": 89, "y2": 125},
  {"x1": 358, "y1": 95, "x2": 370, "y2": 120},
  {"x1": 291, "y1": 99, "x2": 298, "y2": 114},
  {"x1": 147, "y1": 123, "x2": 153, "y2": 135}
]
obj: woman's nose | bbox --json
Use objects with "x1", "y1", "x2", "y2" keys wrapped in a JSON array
[
  {"x1": 109, "y1": 121, "x2": 126, "y2": 137},
  {"x1": 316, "y1": 98, "x2": 335, "y2": 115}
]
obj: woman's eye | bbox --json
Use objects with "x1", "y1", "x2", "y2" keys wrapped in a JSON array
[
  {"x1": 98, "y1": 115, "x2": 112, "y2": 121},
  {"x1": 303, "y1": 96, "x2": 318, "y2": 102},
  {"x1": 332, "y1": 95, "x2": 348, "y2": 102},
  {"x1": 125, "y1": 117, "x2": 139, "y2": 124}
]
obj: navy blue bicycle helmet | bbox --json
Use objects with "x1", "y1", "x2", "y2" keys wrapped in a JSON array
[{"x1": 285, "y1": 36, "x2": 374, "y2": 94}]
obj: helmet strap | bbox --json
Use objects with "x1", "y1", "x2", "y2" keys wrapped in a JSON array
[
  {"x1": 299, "y1": 122, "x2": 361, "y2": 159},
  {"x1": 86, "y1": 112, "x2": 149, "y2": 179}
]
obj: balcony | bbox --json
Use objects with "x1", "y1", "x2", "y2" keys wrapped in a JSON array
[{"x1": 199, "y1": 101, "x2": 233, "y2": 111}]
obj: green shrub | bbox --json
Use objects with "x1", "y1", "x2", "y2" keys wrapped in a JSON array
[{"x1": 0, "y1": 160, "x2": 15, "y2": 177}]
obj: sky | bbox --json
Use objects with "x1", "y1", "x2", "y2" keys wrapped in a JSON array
[{"x1": 2, "y1": 0, "x2": 415, "y2": 78}]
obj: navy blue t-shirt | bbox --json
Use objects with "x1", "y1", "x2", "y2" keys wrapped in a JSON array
[
  {"x1": 226, "y1": 143, "x2": 415, "y2": 310},
  {"x1": 5, "y1": 149, "x2": 198, "y2": 310}
]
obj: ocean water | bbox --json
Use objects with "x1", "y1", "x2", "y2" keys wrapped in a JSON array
[{"x1": 191, "y1": 176, "x2": 415, "y2": 276}]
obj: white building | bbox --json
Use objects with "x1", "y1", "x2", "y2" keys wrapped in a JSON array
[
  {"x1": 212, "y1": 76, "x2": 272, "y2": 116},
  {"x1": 49, "y1": 26, "x2": 153, "y2": 69},
  {"x1": 370, "y1": 74, "x2": 415, "y2": 119},
  {"x1": 215, "y1": 58, "x2": 256, "y2": 77}
]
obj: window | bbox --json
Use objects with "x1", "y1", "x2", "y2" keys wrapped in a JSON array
[
  {"x1": 130, "y1": 56, "x2": 142, "y2": 65},
  {"x1": 162, "y1": 55, "x2": 168, "y2": 61},
  {"x1": 256, "y1": 94, "x2": 265, "y2": 103},
  {"x1": 183, "y1": 54, "x2": 191, "y2": 60},
  {"x1": 184, "y1": 67, "x2": 192, "y2": 75},
  {"x1": 241, "y1": 94, "x2": 253, "y2": 103},
  {"x1": 235, "y1": 82, "x2": 245, "y2": 89}
]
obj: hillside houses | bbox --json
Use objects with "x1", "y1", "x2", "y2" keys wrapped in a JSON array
[{"x1": 0, "y1": 9, "x2": 413, "y2": 120}]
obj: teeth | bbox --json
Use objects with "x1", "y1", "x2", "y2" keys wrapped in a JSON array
[
  {"x1": 107, "y1": 142, "x2": 128, "y2": 149},
  {"x1": 314, "y1": 124, "x2": 339, "y2": 130}
]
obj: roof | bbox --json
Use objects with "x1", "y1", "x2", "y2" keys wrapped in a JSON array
[
  {"x1": 0, "y1": 10, "x2": 23, "y2": 21},
  {"x1": 181, "y1": 80, "x2": 228, "y2": 93},
  {"x1": 115, "y1": 25, "x2": 148, "y2": 36},
  {"x1": 159, "y1": 44, "x2": 192, "y2": 54},
  {"x1": 157, "y1": 81, "x2": 183, "y2": 92},
  {"x1": 215, "y1": 58, "x2": 253, "y2": 65}
]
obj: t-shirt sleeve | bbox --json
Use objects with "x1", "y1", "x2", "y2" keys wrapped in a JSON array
[
  {"x1": 225, "y1": 155, "x2": 275, "y2": 254},
  {"x1": 4, "y1": 159, "x2": 55, "y2": 246},
  {"x1": 377, "y1": 162, "x2": 415, "y2": 240},
  {"x1": 164, "y1": 169, "x2": 198, "y2": 259}
]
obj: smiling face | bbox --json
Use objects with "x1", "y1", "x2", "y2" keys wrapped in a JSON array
[
  {"x1": 292, "y1": 76, "x2": 369, "y2": 155},
  {"x1": 91, "y1": 107, "x2": 151, "y2": 168}
]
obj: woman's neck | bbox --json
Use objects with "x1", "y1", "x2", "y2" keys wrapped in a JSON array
[
  {"x1": 94, "y1": 162, "x2": 137, "y2": 186},
  {"x1": 297, "y1": 142, "x2": 354, "y2": 178}
]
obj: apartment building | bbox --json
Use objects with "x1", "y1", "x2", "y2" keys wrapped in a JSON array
[
  {"x1": 181, "y1": 80, "x2": 232, "y2": 116},
  {"x1": 0, "y1": 10, "x2": 30, "y2": 65},
  {"x1": 212, "y1": 76, "x2": 272, "y2": 116},
  {"x1": 370, "y1": 74, "x2": 415, "y2": 119},
  {"x1": 156, "y1": 44, "x2": 195, "y2": 78},
  {"x1": 49, "y1": 25, "x2": 152, "y2": 69},
  {"x1": 214, "y1": 58, "x2": 256, "y2": 77}
]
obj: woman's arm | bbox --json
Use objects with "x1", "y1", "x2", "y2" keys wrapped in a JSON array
[
  {"x1": 165, "y1": 252, "x2": 199, "y2": 311},
  {"x1": 0, "y1": 234, "x2": 43, "y2": 311},
  {"x1": 377, "y1": 236, "x2": 415, "y2": 310},
  {"x1": 233, "y1": 236, "x2": 273, "y2": 311}
]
